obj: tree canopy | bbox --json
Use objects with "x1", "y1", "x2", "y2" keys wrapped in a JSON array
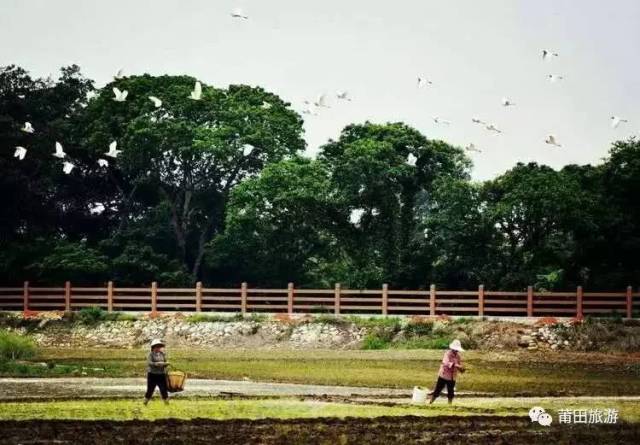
[{"x1": 1, "y1": 65, "x2": 639, "y2": 290}]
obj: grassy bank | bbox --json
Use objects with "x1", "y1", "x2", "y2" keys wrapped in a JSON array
[
  {"x1": 1, "y1": 397, "x2": 639, "y2": 422},
  {"x1": 3, "y1": 348, "x2": 638, "y2": 396}
]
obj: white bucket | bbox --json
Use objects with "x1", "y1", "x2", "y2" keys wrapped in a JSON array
[{"x1": 412, "y1": 386, "x2": 428, "y2": 404}]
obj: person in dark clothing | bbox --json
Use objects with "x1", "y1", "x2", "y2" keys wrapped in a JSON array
[{"x1": 144, "y1": 338, "x2": 170, "y2": 405}]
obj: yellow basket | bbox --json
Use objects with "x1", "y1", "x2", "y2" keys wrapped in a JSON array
[{"x1": 166, "y1": 370, "x2": 187, "y2": 393}]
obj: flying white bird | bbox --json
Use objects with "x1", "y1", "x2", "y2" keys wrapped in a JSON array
[
  {"x1": 97, "y1": 158, "x2": 109, "y2": 167},
  {"x1": 114, "y1": 68, "x2": 124, "y2": 79},
  {"x1": 407, "y1": 153, "x2": 417, "y2": 166},
  {"x1": 112, "y1": 87, "x2": 128, "y2": 102},
  {"x1": 610, "y1": 116, "x2": 628, "y2": 129},
  {"x1": 14, "y1": 146, "x2": 27, "y2": 160},
  {"x1": 432, "y1": 116, "x2": 451, "y2": 125},
  {"x1": 17, "y1": 94, "x2": 25, "y2": 99},
  {"x1": 85, "y1": 91, "x2": 98, "y2": 102},
  {"x1": 547, "y1": 74, "x2": 564, "y2": 83},
  {"x1": 542, "y1": 50, "x2": 559, "y2": 60},
  {"x1": 53, "y1": 142, "x2": 66, "y2": 158},
  {"x1": 149, "y1": 96, "x2": 162, "y2": 108},
  {"x1": 350, "y1": 208, "x2": 365, "y2": 225},
  {"x1": 105, "y1": 141, "x2": 121, "y2": 158},
  {"x1": 190, "y1": 81, "x2": 202, "y2": 100},
  {"x1": 502, "y1": 97, "x2": 516, "y2": 107},
  {"x1": 242, "y1": 144, "x2": 255, "y2": 156},
  {"x1": 417, "y1": 77, "x2": 432, "y2": 88},
  {"x1": 21, "y1": 122, "x2": 34, "y2": 133},
  {"x1": 485, "y1": 123, "x2": 502, "y2": 133},
  {"x1": 471, "y1": 117, "x2": 485, "y2": 125},
  {"x1": 465, "y1": 143, "x2": 482, "y2": 153},
  {"x1": 231, "y1": 8, "x2": 248, "y2": 19},
  {"x1": 545, "y1": 135, "x2": 562, "y2": 147},
  {"x1": 62, "y1": 161, "x2": 75, "y2": 174},
  {"x1": 314, "y1": 94, "x2": 330, "y2": 108},
  {"x1": 89, "y1": 203, "x2": 106, "y2": 215},
  {"x1": 336, "y1": 91, "x2": 351, "y2": 101},
  {"x1": 261, "y1": 101, "x2": 272, "y2": 109}
]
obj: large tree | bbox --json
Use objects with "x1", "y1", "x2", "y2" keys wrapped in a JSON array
[
  {"x1": 209, "y1": 157, "x2": 340, "y2": 287},
  {"x1": 483, "y1": 162, "x2": 594, "y2": 288},
  {"x1": 75, "y1": 74, "x2": 305, "y2": 281},
  {"x1": 420, "y1": 177, "x2": 498, "y2": 288},
  {"x1": 0, "y1": 65, "x2": 97, "y2": 283},
  {"x1": 318, "y1": 122, "x2": 470, "y2": 287}
]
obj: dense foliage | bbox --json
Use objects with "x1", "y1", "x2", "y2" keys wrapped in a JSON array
[{"x1": 1, "y1": 66, "x2": 638, "y2": 290}]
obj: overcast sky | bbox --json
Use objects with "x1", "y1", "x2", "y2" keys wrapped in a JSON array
[{"x1": 1, "y1": 0, "x2": 639, "y2": 179}]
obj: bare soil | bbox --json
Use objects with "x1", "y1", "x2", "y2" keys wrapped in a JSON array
[{"x1": 1, "y1": 416, "x2": 639, "y2": 444}]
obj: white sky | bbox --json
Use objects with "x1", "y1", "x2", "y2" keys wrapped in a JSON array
[{"x1": 1, "y1": 0, "x2": 639, "y2": 179}]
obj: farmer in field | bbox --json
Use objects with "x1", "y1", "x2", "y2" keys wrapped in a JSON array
[
  {"x1": 144, "y1": 339, "x2": 170, "y2": 405},
  {"x1": 429, "y1": 339, "x2": 465, "y2": 404}
]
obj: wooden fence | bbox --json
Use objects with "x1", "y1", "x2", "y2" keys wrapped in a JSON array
[{"x1": 0, "y1": 282, "x2": 638, "y2": 318}]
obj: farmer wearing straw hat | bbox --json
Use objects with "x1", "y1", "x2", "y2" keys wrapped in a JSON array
[
  {"x1": 144, "y1": 339, "x2": 170, "y2": 405},
  {"x1": 429, "y1": 339, "x2": 465, "y2": 404}
]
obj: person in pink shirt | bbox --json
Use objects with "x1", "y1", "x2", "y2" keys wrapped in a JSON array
[{"x1": 429, "y1": 339, "x2": 465, "y2": 404}]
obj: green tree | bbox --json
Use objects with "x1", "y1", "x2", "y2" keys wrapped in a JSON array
[
  {"x1": 420, "y1": 178, "x2": 498, "y2": 288},
  {"x1": 578, "y1": 139, "x2": 640, "y2": 288},
  {"x1": 318, "y1": 122, "x2": 470, "y2": 287},
  {"x1": 483, "y1": 163, "x2": 593, "y2": 288},
  {"x1": 0, "y1": 65, "x2": 98, "y2": 283},
  {"x1": 210, "y1": 157, "x2": 339, "y2": 287},
  {"x1": 27, "y1": 239, "x2": 109, "y2": 284},
  {"x1": 76, "y1": 75, "x2": 305, "y2": 281}
]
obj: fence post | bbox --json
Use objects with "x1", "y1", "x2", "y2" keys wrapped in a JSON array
[
  {"x1": 627, "y1": 286, "x2": 633, "y2": 319},
  {"x1": 287, "y1": 282, "x2": 294, "y2": 315},
  {"x1": 527, "y1": 286, "x2": 533, "y2": 317},
  {"x1": 241, "y1": 282, "x2": 248, "y2": 316},
  {"x1": 478, "y1": 284, "x2": 484, "y2": 317},
  {"x1": 64, "y1": 281, "x2": 71, "y2": 312},
  {"x1": 23, "y1": 281, "x2": 29, "y2": 312},
  {"x1": 107, "y1": 281, "x2": 114, "y2": 313},
  {"x1": 576, "y1": 286, "x2": 583, "y2": 318},
  {"x1": 429, "y1": 284, "x2": 436, "y2": 316},
  {"x1": 382, "y1": 283, "x2": 389, "y2": 316},
  {"x1": 196, "y1": 282, "x2": 203, "y2": 313},
  {"x1": 334, "y1": 283, "x2": 341, "y2": 316},
  {"x1": 151, "y1": 282, "x2": 158, "y2": 315}
]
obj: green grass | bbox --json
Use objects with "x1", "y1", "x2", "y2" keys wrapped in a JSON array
[
  {"x1": 1, "y1": 397, "x2": 639, "y2": 422},
  {"x1": 185, "y1": 313, "x2": 244, "y2": 323},
  {"x1": 392, "y1": 337, "x2": 451, "y2": 350},
  {"x1": 347, "y1": 316, "x2": 402, "y2": 329},
  {"x1": 362, "y1": 333, "x2": 390, "y2": 350},
  {"x1": 11, "y1": 348, "x2": 638, "y2": 397},
  {"x1": 0, "y1": 330, "x2": 36, "y2": 361},
  {"x1": 0, "y1": 360, "x2": 117, "y2": 377}
]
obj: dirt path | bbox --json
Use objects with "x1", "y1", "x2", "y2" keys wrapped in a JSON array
[{"x1": 0, "y1": 377, "x2": 421, "y2": 401}]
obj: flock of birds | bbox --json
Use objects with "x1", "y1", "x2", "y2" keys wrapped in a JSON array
[
  {"x1": 285, "y1": 46, "x2": 629, "y2": 156},
  {"x1": 10, "y1": 7, "x2": 633, "y2": 181}
]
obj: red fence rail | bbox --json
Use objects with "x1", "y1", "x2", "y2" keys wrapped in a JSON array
[{"x1": 1, "y1": 282, "x2": 638, "y2": 318}]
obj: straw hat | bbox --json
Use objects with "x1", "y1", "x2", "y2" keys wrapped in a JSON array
[
  {"x1": 150, "y1": 339, "x2": 165, "y2": 348},
  {"x1": 449, "y1": 339, "x2": 464, "y2": 352}
]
